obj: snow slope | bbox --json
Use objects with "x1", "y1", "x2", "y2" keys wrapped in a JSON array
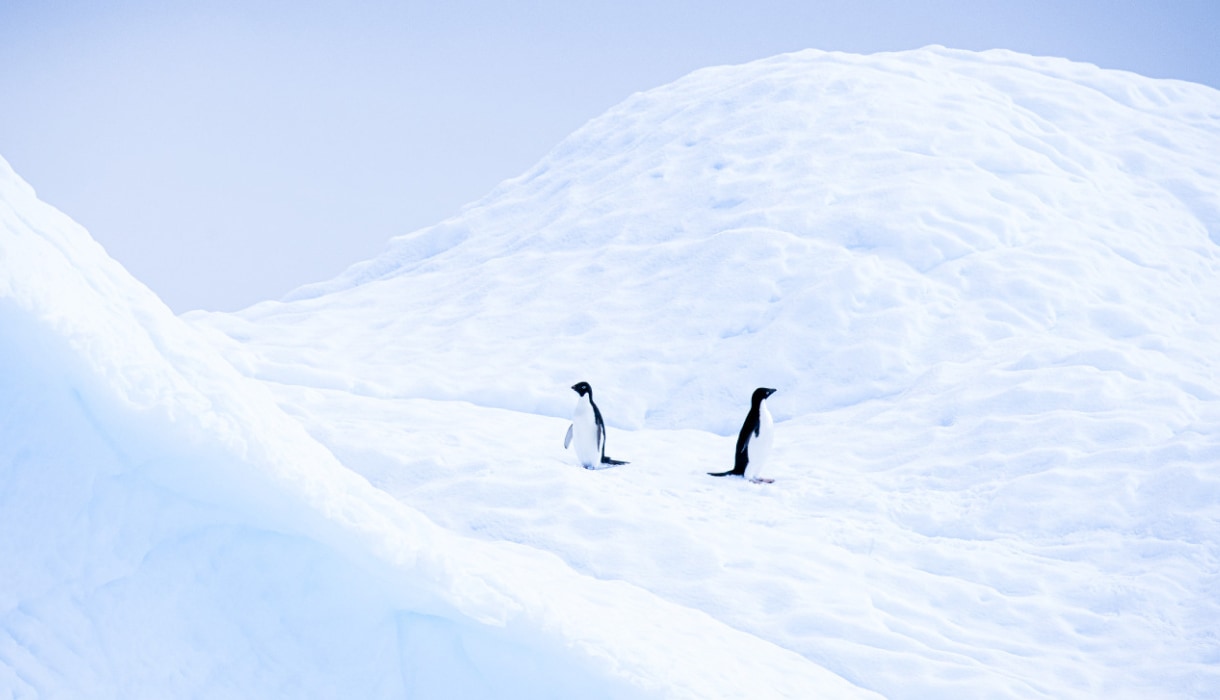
[
  {"x1": 189, "y1": 46, "x2": 1220, "y2": 698},
  {"x1": 0, "y1": 153, "x2": 874, "y2": 697}
]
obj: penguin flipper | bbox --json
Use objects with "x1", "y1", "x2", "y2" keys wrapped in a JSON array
[{"x1": 564, "y1": 424, "x2": 573, "y2": 449}]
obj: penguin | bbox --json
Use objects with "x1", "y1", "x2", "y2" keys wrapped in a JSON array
[
  {"x1": 709, "y1": 387, "x2": 777, "y2": 483},
  {"x1": 564, "y1": 381, "x2": 628, "y2": 469}
]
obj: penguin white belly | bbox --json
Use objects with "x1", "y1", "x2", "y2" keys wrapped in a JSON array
[
  {"x1": 571, "y1": 397, "x2": 601, "y2": 468},
  {"x1": 744, "y1": 405, "x2": 774, "y2": 481}
]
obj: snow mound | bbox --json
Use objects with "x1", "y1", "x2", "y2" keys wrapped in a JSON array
[
  {"x1": 189, "y1": 47, "x2": 1220, "y2": 698},
  {"x1": 195, "y1": 46, "x2": 1220, "y2": 434},
  {"x1": 0, "y1": 154, "x2": 874, "y2": 698}
]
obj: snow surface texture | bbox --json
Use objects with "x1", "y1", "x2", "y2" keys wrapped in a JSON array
[{"x1": 2, "y1": 45, "x2": 1218, "y2": 699}]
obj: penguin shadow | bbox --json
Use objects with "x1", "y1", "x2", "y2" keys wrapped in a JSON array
[{"x1": 562, "y1": 383, "x2": 779, "y2": 485}]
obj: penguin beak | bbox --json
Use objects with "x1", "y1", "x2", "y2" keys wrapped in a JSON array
[{"x1": 765, "y1": 388, "x2": 777, "y2": 398}]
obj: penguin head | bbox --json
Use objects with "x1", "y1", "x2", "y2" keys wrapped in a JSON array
[
  {"x1": 752, "y1": 387, "x2": 777, "y2": 404},
  {"x1": 571, "y1": 381, "x2": 593, "y2": 397}
]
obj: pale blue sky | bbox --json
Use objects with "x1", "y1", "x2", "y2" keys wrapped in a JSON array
[{"x1": 2, "y1": 0, "x2": 1217, "y2": 312}]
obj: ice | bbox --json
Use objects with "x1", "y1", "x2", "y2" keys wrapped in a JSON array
[{"x1": 5, "y1": 45, "x2": 1220, "y2": 698}]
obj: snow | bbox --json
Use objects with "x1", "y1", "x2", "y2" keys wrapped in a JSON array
[{"x1": 4, "y1": 45, "x2": 1220, "y2": 698}]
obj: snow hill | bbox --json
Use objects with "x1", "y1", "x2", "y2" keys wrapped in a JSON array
[{"x1": 5, "y1": 45, "x2": 1220, "y2": 698}]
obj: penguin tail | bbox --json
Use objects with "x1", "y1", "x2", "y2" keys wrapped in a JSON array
[
  {"x1": 707, "y1": 469, "x2": 743, "y2": 477},
  {"x1": 601, "y1": 456, "x2": 628, "y2": 466}
]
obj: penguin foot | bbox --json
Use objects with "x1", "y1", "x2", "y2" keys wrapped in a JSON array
[
  {"x1": 749, "y1": 478, "x2": 775, "y2": 484},
  {"x1": 583, "y1": 462, "x2": 623, "y2": 470}
]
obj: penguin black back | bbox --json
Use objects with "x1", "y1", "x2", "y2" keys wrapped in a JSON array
[{"x1": 709, "y1": 387, "x2": 776, "y2": 477}]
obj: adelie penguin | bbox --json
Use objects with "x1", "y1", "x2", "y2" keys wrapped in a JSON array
[
  {"x1": 564, "y1": 382, "x2": 629, "y2": 469},
  {"x1": 709, "y1": 387, "x2": 777, "y2": 483}
]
